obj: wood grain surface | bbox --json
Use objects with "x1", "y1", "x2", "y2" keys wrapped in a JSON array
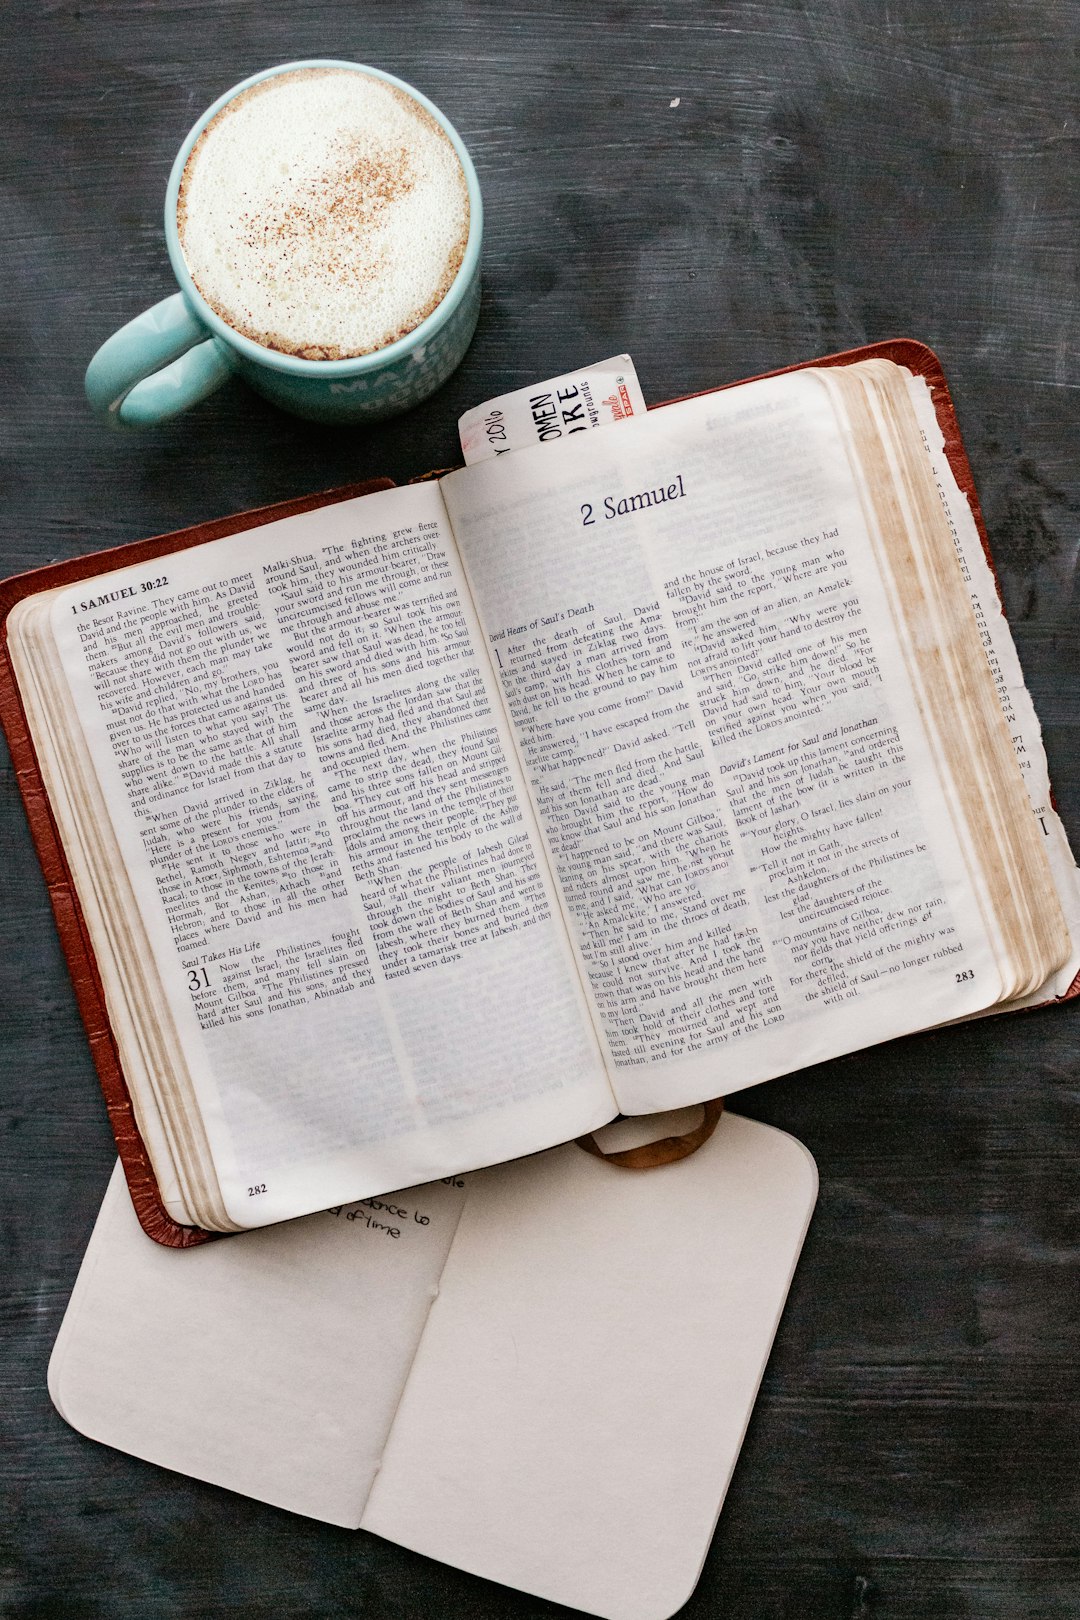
[{"x1": 1, "y1": 2, "x2": 1078, "y2": 1617}]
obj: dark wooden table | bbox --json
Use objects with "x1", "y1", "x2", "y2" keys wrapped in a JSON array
[{"x1": 3, "y1": 3, "x2": 1078, "y2": 1616}]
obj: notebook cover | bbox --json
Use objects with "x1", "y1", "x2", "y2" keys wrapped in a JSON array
[{"x1": 2, "y1": 340, "x2": 1073, "y2": 1247}]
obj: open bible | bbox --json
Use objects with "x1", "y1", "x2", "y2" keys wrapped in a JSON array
[{"x1": 4, "y1": 341, "x2": 1078, "y2": 1240}]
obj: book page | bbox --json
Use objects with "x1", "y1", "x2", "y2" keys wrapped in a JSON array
[
  {"x1": 46, "y1": 481, "x2": 613, "y2": 1226},
  {"x1": 443, "y1": 375, "x2": 1006, "y2": 1111},
  {"x1": 903, "y1": 372, "x2": 1080, "y2": 999},
  {"x1": 363, "y1": 1112, "x2": 817, "y2": 1620},
  {"x1": 49, "y1": 1161, "x2": 467, "y2": 1527}
]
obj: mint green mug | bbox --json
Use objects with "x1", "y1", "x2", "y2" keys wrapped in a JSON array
[{"x1": 85, "y1": 60, "x2": 483, "y2": 427}]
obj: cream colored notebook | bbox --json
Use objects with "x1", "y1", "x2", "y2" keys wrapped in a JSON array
[{"x1": 50, "y1": 1111, "x2": 816, "y2": 1620}]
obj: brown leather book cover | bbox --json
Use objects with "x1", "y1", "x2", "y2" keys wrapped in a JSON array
[{"x1": 2, "y1": 341, "x2": 1073, "y2": 1247}]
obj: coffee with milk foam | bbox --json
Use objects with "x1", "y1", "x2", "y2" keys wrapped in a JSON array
[{"x1": 177, "y1": 67, "x2": 470, "y2": 361}]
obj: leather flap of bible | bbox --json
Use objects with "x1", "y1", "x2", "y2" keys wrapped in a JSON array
[{"x1": 3, "y1": 340, "x2": 1078, "y2": 1244}]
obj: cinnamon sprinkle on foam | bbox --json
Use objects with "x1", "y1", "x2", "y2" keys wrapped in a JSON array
[{"x1": 177, "y1": 68, "x2": 469, "y2": 359}]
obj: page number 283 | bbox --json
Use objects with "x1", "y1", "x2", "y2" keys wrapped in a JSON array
[{"x1": 955, "y1": 968, "x2": 975, "y2": 983}]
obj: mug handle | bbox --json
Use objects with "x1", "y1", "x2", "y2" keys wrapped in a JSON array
[{"x1": 85, "y1": 293, "x2": 233, "y2": 427}]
